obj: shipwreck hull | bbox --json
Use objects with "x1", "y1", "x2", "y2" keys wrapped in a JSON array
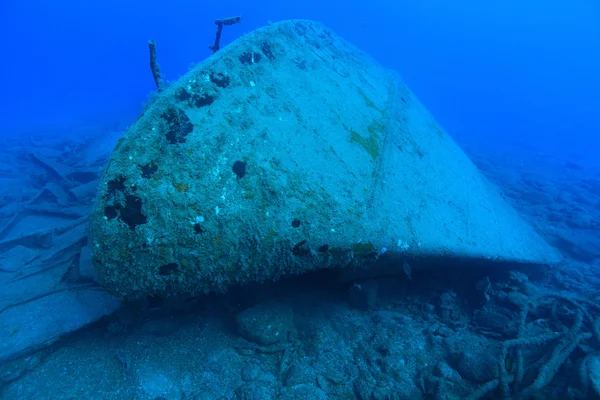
[{"x1": 90, "y1": 20, "x2": 560, "y2": 299}]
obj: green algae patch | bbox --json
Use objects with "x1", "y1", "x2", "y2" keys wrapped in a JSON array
[
  {"x1": 357, "y1": 87, "x2": 382, "y2": 113},
  {"x1": 348, "y1": 120, "x2": 385, "y2": 160},
  {"x1": 350, "y1": 130, "x2": 379, "y2": 160},
  {"x1": 368, "y1": 120, "x2": 385, "y2": 135},
  {"x1": 351, "y1": 241, "x2": 374, "y2": 256}
]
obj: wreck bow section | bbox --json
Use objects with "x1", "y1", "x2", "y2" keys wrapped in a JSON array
[{"x1": 89, "y1": 20, "x2": 560, "y2": 299}]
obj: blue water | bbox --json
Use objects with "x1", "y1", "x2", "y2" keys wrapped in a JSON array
[
  {"x1": 0, "y1": 1, "x2": 599, "y2": 399},
  {"x1": 2, "y1": 1, "x2": 598, "y2": 153}
]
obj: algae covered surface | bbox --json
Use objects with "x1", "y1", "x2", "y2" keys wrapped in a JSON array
[
  {"x1": 90, "y1": 20, "x2": 394, "y2": 299},
  {"x1": 90, "y1": 20, "x2": 559, "y2": 300}
]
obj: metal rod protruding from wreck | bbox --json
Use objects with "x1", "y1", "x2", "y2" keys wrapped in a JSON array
[
  {"x1": 209, "y1": 16, "x2": 241, "y2": 53},
  {"x1": 148, "y1": 40, "x2": 165, "y2": 92}
]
